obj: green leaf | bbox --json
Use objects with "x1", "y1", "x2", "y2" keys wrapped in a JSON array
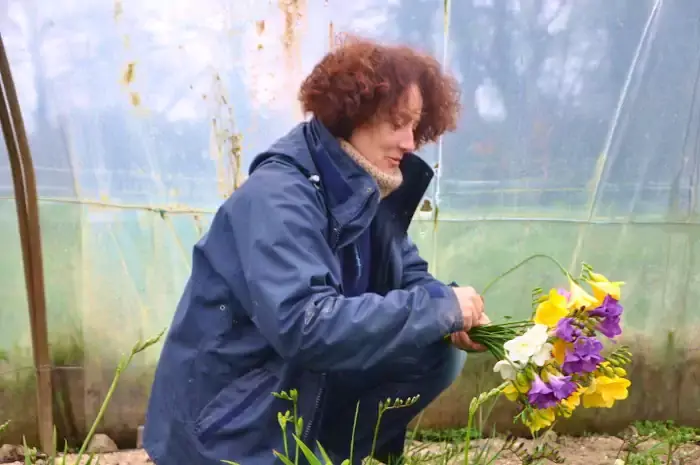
[
  {"x1": 273, "y1": 450, "x2": 297, "y2": 465},
  {"x1": 316, "y1": 441, "x2": 334, "y2": 465},
  {"x1": 292, "y1": 435, "x2": 323, "y2": 465}
]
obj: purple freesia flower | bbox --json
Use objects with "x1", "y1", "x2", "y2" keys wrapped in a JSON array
[
  {"x1": 547, "y1": 374, "x2": 577, "y2": 400},
  {"x1": 589, "y1": 295, "x2": 623, "y2": 318},
  {"x1": 562, "y1": 336, "x2": 604, "y2": 375},
  {"x1": 554, "y1": 317, "x2": 581, "y2": 342},
  {"x1": 597, "y1": 315, "x2": 622, "y2": 338},
  {"x1": 590, "y1": 295, "x2": 623, "y2": 338},
  {"x1": 527, "y1": 374, "x2": 558, "y2": 409}
]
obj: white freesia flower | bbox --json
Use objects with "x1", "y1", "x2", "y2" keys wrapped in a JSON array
[
  {"x1": 503, "y1": 324, "x2": 551, "y2": 364},
  {"x1": 523, "y1": 324, "x2": 550, "y2": 345},
  {"x1": 493, "y1": 359, "x2": 522, "y2": 380},
  {"x1": 531, "y1": 342, "x2": 554, "y2": 366}
]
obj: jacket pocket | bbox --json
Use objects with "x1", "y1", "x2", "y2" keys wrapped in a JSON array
[{"x1": 193, "y1": 366, "x2": 278, "y2": 444}]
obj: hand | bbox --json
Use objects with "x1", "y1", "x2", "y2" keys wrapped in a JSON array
[
  {"x1": 450, "y1": 313, "x2": 491, "y2": 352},
  {"x1": 450, "y1": 286, "x2": 489, "y2": 352},
  {"x1": 452, "y1": 286, "x2": 485, "y2": 331}
]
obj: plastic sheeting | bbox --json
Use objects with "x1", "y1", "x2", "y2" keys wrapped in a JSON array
[{"x1": 1, "y1": 0, "x2": 699, "y2": 442}]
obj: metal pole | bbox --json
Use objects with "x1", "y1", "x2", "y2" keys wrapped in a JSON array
[{"x1": 0, "y1": 32, "x2": 54, "y2": 456}]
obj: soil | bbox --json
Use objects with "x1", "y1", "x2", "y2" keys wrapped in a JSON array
[{"x1": 3, "y1": 436, "x2": 699, "y2": 465}]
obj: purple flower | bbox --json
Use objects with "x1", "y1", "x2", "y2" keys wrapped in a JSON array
[
  {"x1": 562, "y1": 336, "x2": 604, "y2": 375},
  {"x1": 597, "y1": 315, "x2": 622, "y2": 338},
  {"x1": 547, "y1": 374, "x2": 577, "y2": 400},
  {"x1": 527, "y1": 374, "x2": 558, "y2": 409},
  {"x1": 554, "y1": 317, "x2": 581, "y2": 342},
  {"x1": 590, "y1": 295, "x2": 623, "y2": 339},
  {"x1": 589, "y1": 295, "x2": 623, "y2": 319}
]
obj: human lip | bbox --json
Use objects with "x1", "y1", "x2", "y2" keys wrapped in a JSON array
[{"x1": 387, "y1": 156, "x2": 402, "y2": 167}]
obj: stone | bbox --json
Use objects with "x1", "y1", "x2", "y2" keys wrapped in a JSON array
[
  {"x1": 137, "y1": 425, "x2": 144, "y2": 449},
  {"x1": 0, "y1": 444, "x2": 22, "y2": 462},
  {"x1": 86, "y1": 433, "x2": 118, "y2": 454}
]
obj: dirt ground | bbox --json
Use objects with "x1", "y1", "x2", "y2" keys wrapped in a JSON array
[{"x1": 3, "y1": 435, "x2": 700, "y2": 464}]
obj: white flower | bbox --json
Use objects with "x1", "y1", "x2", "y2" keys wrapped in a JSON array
[
  {"x1": 523, "y1": 324, "x2": 550, "y2": 345},
  {"x1": 503, "y1": 324, "x2": 551, "y2": 364},
  {"x1": 531, "y1": 342, "x2": 554, "y2": 366},
  {"x1": 493, "y1": 359, "x2": 522, "y2": 380}
]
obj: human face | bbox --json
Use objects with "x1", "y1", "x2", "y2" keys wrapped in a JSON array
[{"x1": 348, "y1": 84, "x2": 423, "y2": 174}]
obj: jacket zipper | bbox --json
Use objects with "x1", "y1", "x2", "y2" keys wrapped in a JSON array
[
  {"x1": 301, "y1": 189, "x2": 374, "y2": 443},
  {"x1": 301, "y1": 373, "x2": 327, "y2": 442}
]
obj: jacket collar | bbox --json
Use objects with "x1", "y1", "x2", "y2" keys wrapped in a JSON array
[{"x1": 251, "y1": 117, "x2": 435, "y2": 245}]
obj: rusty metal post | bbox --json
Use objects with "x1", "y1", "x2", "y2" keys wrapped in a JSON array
[{"x1": 0, "y1": 32, "x2": 54, "y2": 455}]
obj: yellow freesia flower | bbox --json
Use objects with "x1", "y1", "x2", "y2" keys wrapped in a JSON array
[
  {"x1": 567, "y1": 278, "x2": 598, "y2": 310},
  {"x1": 552, "y1": 339, "x2": 569, "y2": 365},
  {"x1": 534, "y1": 288, "x2": 569, "y2": 327},
  {"x1": 502, "y1": 384, "x2": 519, "y2": 401},
  {"x1": 560, "y1": 385, "x2": 585, "y2": 417},
  {"x1": 586, "y1": 272, "x2": 625, "y2": 303},
  {"x1": 523, "y1": 408, "x2": 556, "y2": 433},
  {"x1": 502, "y1": 378, "x2": 530, "y2": 402},
  {"x1": 582, "y1": 375, "x2": 631, "y2": 408}
]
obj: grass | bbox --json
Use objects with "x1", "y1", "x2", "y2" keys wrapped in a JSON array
[
  {"x1": 219, "y1": 386, "x2": 700, "y2": 465},
  {"x1": 0, "y1": 328, "x2": 165, "y2": 464}
]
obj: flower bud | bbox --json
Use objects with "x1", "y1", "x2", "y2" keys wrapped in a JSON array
[{"x1": 516, "y1": 372, "x2": 529, "y2": 386}]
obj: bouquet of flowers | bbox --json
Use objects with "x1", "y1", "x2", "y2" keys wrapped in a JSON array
[{"x1": 465, "y1": 257, "x2": 632, "y2": 434}]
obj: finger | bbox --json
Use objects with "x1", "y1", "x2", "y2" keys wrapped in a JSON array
[
  {"x1": 472, "y1": 295, "x2": 484, "y2": 315},
  {"x1": 478, "y1": 313, "x2": 491, "y2": 325},
  {"x1": 464, "y1": 309, "x2": 475, "y2": 331},
  {"x1": 459, "y1": 332, "x2": 487, "y2": 352},
  {"x1": 453, "y1": 331, "x2": 471, "y2": 349}
]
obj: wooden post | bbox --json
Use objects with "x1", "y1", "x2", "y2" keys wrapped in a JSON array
[{"x1": 0, "y1": 32, "x2": 54, "y2": 456}]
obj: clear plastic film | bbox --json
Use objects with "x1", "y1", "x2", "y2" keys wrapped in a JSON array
[{"x1": 0, "y1": 0, "x2": 697, "y2": 443}]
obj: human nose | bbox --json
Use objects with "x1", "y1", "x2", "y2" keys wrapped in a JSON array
[{"x1": 398, "y1": 126, "x2": 416, "y2": 152}]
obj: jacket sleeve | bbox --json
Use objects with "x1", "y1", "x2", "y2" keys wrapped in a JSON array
[{"x1": 197, "y1": 163, "x2": 464, "y2": 373}]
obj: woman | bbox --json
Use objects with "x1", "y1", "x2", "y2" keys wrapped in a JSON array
[{"x1": 143, "y1": 36, "x2": 489, "y2": 465}]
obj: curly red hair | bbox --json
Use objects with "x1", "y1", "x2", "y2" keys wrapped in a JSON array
[{"x1": 298, "y1": 35, "x2": 461, "y2": 148}]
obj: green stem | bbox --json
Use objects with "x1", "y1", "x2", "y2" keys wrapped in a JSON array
[
  {"x1": 369, "y1": 407, "x2": 385, "y2": 465},
  {"x1": 293, "y1": 403, "x2": 299, "y2": 465},
  {"x1": 481, "y1": 253, "x2": 572, "y2": 296},
  {"x1": 349, "y1": 401, "x2": 360, "y2": 464},
  {"x1": 463, "y1": 406, "x2": 476, "y2": 465},
  {"x1": 282, "y1": 424, "x2": 289, "y2": 459},
  {"x1": 74, "y1": 329, "x2": 165, "y2": 464}
]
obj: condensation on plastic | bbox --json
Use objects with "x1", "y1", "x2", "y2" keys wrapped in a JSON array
[{"x1": 1, "y1": 0, "x2": 699, "y2": 443}]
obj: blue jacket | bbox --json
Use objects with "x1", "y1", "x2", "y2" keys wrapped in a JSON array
[{"x1": 143, "y1": 118, "x2": 464, "y2": 465}]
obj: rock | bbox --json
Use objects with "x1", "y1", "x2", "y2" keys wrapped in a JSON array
[
  {"x1": 0, "y1": 444, "x2": 22, "y2": 463},
  {"x1": 86, "y1": 434, "x2": 118, "y2": 454},
  {"x1": 136, "y1": 425, "x2": 144, "y2": 449}
]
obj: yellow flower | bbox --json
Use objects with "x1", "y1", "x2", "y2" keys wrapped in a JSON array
[
  {"x1": 534, "y1": 288, "x2": 569, "y2": 327},
  {"x1": 582, "y1": 375, "x2": 631, "y2": 408},
  {"x1": 586, "y1": 272, "x2": 625, "y2": 303},
  {"x1": 502, "y1": 384, "x2": 519, "y2": 401},
  {"x1": 567, "y1": 278, "x2": 598, "y2": 310},
  {"x1": 523, "y1": 408, "x2": 556, "y2": 433},
  {"x1": 560, "y1": 385, "x2": 585, "y2": 417},
  {"x1": 552, "y1": 339, "x2": 569, "y2": 365},
  {"x1": 502, "y1": 378, "x2": 530, "y2": 402}
]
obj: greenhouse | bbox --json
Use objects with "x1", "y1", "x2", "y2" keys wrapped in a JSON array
[{"x1": 0, "y1": 0, "x2": 698, "y2": 463}]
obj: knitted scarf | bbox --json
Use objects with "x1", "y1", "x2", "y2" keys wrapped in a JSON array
[{"x1": 338, "y1": 139, "x2": 403, "y2": 198}]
